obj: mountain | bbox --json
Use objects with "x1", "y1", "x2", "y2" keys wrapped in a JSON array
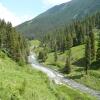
[{"x1": 16, "y1": 0, "x2": 100, "y2": 38}]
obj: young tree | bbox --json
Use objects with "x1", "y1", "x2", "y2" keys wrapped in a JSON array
[
  {"x1": 38, "y1": 47, "x2": 47, "y2": 62},
  {"x1": 38, "y1": 51, "x2": 44, "y2": 61}
]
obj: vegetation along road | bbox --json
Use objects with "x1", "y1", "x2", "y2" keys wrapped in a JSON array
[{"x1": 28, "y1": 53, "x2": 100, "y2": 100}]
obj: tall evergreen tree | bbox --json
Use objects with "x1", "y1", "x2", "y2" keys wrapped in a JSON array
[
  {"x1": 54, "y1": 50, "x2": 57, "y2": 63},
  {"x1": 54, "y1": 40, "x2": 58, "y2": 62},
  {"x1": 65, "y1": 49, "x2": 71, "y2": 74},
  {"x1": 64, "y1": 32, "x2": 72, "y2": 74},
  {"x1": 89, "y1": 25, "x2": 96, "y2": 61},
  {"x1": 96, "y1": 31, "x2": 100, "y2": 62},
  {"x1": 85, "y1": 37, "x2": 91, "y2": 74},
  {"x1": 0, "y1": 19, "x2": 28, "y2": 65}
]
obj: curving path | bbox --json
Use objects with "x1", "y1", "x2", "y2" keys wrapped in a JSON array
[{"x1": 28, "y1": 54, "x2": 100, "y2": 100}]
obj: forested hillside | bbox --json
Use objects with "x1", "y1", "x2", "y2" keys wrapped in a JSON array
[
  {"x1": 32, "y1": 12, "x2": 100, "y2": 91},
  {"x1": 0, "y1": 18, "x2": 96, "y2": 100},
  {"x1": 0, "y1": 0, "x2": 100, "y2": 99},
  {"x1": 40, "y1": 12, "x2": 100, "y2": 53},
  {"x1": 16, "y1": 0, "x2": 100, "y2": 38},
  {"x1": 0, "y1": 19, "x2": 28, "y2": 65}
]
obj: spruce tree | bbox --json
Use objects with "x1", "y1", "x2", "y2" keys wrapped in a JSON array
[
  {"x1": 65, "y1": 32, "x2": 72, "y2": 74},
  {"x1": 85, "y1": 37, "x2": 91, "y2": 75},
  {"x1": 96, "y1": 31, "x2": 100, "y2": 62},
  {"x1": 38, "y1": 47, "x2": 47, "y2": 62},
  {"x1": 66, "y1": 33, "x2": 73, "y2": 49},
  {"x1": 89, "y1": 25, "x2": 96, "y2": 61},
  {"x1": 0, "y1": 19, "x2": 28, "y2": 64},
  {"x1": 54, "y1": 40, "x2": 58, "y2": 62},
  {"x1": 54, "y1": 50, "x2": 57, "y2": 62},
  {"x1": 65, "y1": 49, "x2": 71, "y2": 74}
]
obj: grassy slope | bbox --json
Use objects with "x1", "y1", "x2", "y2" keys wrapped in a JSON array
[
  {"x1": 30, "y1": 40, "x2": 40, "y2": 47},
  {"x1": 32, "y1": 30, "x2": 100, "y2": 91},
  {"x1": 0, "y1": 51, "x2": 95, "y2": 100},
  {"x1": 43, "y1": 44, "x2": 100, "y2": 91}
]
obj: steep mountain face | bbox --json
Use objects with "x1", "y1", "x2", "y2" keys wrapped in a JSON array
[{"x1": 16, "y1": 0, "x2": 100, "y2": 38}]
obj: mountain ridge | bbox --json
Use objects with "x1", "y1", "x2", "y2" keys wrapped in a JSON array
[{"x1": 16, "y1": 0, "x2": 100, "y2": 38}]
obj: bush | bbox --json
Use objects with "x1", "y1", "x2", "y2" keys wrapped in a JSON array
[
  {"x1": 38, "y1": 50, "x2": 47, "y2": 62},
  {"x1": 64, "y1": 57, "x2": 71, "y2": 74},
  {"x1": 0, "y1": 51, "x2": 5, "y2": 59}
]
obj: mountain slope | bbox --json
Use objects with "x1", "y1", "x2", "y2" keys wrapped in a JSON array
[{"x1": 16, "y1": 0, "x2": 100, "y2": 38}]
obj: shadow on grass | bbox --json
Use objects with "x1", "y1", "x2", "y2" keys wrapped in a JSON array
[
  {"x1": 75, "y1": 68, "x2": 83, "y2": 72},
  {"x1": 60, "y1": 67, "x2": 84, "y2": 79},
  {"x1": 58, "y1": 52, "x2": 65, "y2": 55},
  {"x1": 72, "y1": 57, "x2": 100, "y2": 70},
  {"x1": 68, "y1": 74, "x2": 83, "y2": 79},
  {"x1": 46, "y1": 63, "x2": 62, "y2": 68},
  {"x1": 91, "y1": 61, "x2": 100, "y2": 70},
  {"x1": 59, "y1": 67, "x2": 67, "y2": 73},
  {"x1": 72, "y1": 57, "x2": 85, "y2": 67}
]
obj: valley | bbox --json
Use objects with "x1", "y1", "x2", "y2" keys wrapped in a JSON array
[
  {"x1": 0, "y1": 50, "x2": 95, "y2": 100},
  {"x1": 29, "y1": 52, "x2": 100, "y2": 99},
  {"x1": 0, "y1": 0, "x2": 100, "y2": 100}
]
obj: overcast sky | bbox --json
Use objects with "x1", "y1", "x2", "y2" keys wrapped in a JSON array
[{"x1": 0, "y1": 0, "x2": 71, "y2": 26}]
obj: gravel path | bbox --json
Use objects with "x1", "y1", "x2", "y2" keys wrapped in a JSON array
[{"x1": 28, "y1": 54, "x2": 100, "y2": 100}]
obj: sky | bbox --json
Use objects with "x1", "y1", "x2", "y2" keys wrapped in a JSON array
[{"x1": 0, "y1": 0, "x2": 71, "y2": 26}]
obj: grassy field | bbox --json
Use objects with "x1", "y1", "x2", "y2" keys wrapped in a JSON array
[
  {"x1": 42, "y1": 44, "x2": 100, "y2": 91},
  {"x1": 31, "y1": 30, "x2": 100, "y2": 91},
  {"x1": 0, "y1": 51, "x2": 95, "y2": 100},
  {"x1": 30, "y1": 40, "x2": 40, "y2": 47}
]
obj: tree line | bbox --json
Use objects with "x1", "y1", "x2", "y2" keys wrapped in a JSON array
[
  {"x1": 38, "y1": 12, "x2": 100, "y2": 74},
  {"x1": 0, "y1": 19, "x2": 29, "y2": 65}
]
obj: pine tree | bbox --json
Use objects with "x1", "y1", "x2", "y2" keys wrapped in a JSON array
[
  {"x1": 38, "y1": 51, "x2": 44, "y2": 62},
  {"x1": 0, "y1": 19, "x2": 28, "y2": 65},
  {"x1": 54, "y1": 50, "x2": 57, "y2": 62},
  {"x1": 54, "y1": 40, "x2": 58, "y2": 62},
  {"x1": 65, "y1": 49, "x2": 71, "y2": 74},
  {"x1": 64, "y1": 32, "x2": 72, "y2": 74},
  {"x1": 89, "y1": 25, "x2": 96, "y2": 61},
  {"x1": 38, "y1": 47, "x2": 47, "y2": 62},
  {"x1": 66, "y1": 32, "x2": 73, "y2": 49},
  {"x1": 96, "y1": 31, "x2": 100, "y2": 62},
  {"x1": 85, "y1": 37, "x2": 91, "y2": 75}
]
